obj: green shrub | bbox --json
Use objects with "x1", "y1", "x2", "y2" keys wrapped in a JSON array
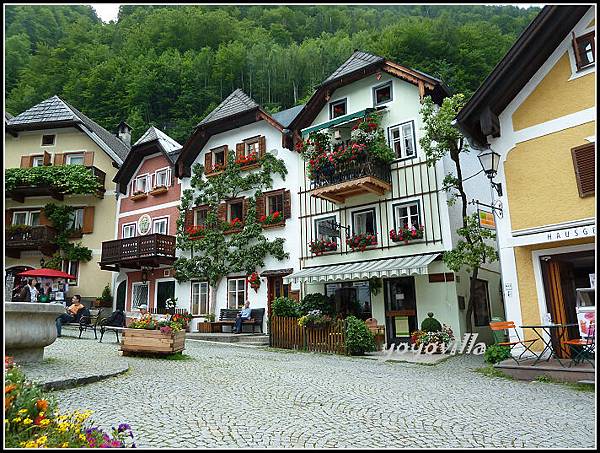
[
  {"x1": 272, "y1": 296, "x2": 300, "y2": 318},
  {"x1": 420, "y1": 312, "x2": 442, "y2": 332},
  {"x1": 345, "y1": 316, "x2": 376, "y2": 355},
  {"x1": 100, "y1": 285, "x2": 112, "y2": 304},
  {"x1": 299, "y1": 293, "x2": 335, "y2": 316},
  {"x1": 483, "y1": 344, "x2": 512, "y2": 364}
]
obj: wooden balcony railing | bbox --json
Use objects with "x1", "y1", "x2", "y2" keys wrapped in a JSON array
[
  {"x1": 99, "y1": 234, "x2": 177, "y2": 270},
  {"x1": 5, "y1": 225, "x2": 58, "y2": 258}
]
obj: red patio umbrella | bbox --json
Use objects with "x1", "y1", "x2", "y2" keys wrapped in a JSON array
[{"x1": 17, "y1": 269, "x2": 76, "y2": 279}]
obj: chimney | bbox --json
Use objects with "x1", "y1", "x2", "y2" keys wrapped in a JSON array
[{"x1": 116, "y1": 121, "x2": 132, "y2": 146}]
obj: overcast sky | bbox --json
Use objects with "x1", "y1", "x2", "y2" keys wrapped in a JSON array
[{"x1": 89, "y1": 4, "x2": 545, "y2": 23}]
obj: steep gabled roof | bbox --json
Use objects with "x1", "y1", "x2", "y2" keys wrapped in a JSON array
[
  {"x1": 272, "y1": 105, "x2": 304, "y2": 128},
  {"x1": 322, "y1": 50, "x2": 385, "y2": 85},
  {"x1": 6, "y1": 95, "x2": 130, "y2": 164},
  {"x1": 197, "y1": 89, "x2": 259, "y2": 127},
  {"x1": 5, "y1": 112, "x2": 14, "y2": 121},
  {"x1": 113, "y1": 126, "x2": 182, "y2": 194}
]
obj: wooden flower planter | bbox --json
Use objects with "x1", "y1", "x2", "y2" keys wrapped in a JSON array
[
  {"x1": 150, "y1": 186, "x2": 168, "y2": 196},
  {"x1": 120, "y1": 329, "x2": 185, "y2": 355},
  {"x1": 130, "y1": 192, "x2": 148, "y2": 201},
  {"x1": 197, "y1": 322, "x2": 213, "y2": 333}
]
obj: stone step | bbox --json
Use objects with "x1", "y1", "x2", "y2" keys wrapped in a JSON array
[{"x1": 577, "y1": 380, "x2": 595, "y2": 385}]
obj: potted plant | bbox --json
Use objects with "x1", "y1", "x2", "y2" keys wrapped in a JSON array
[
  {"x1": 186, "y1": 225, "x2": 206, "y2": 240},
  {"x1": 235, "y1": 151, "x2": 259, "y2": 167},
  {"x1": 122, "y1": 314, "x2": 186, "y2": 355},
  {"x1": 259, "y1": 211, "x2": 284, "y2": 227},
  {"x1": 100, "y1": 284, "x2": 112, "y2": 307},
  {"x1": 346, "y1": 233, "x2": 377, "y2": 252},
  {"x1": 390, "y1": 224, "x2": 425, "y2": 244},
  {"x1": 247, "y1": 272, "x2": 261, "y2": 292},
  {"x1": 165, "y1": 297, "x2": 177, "y2": 315},
  {"x1": 150, "y1": 185, "x2": 168, "y2": 196},
  {"x1": 297, "y1": 310, "x2": 332, "y2": 329},
  {"x1": 308, "y1": 239, "x2": 338, "y2": 255}
]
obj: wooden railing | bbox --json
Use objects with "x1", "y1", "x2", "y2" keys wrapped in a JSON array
[
  {"x1": 5, "y1": 225, "x2": 57, "y2": 248},
  {"x1": 100, "y1": 234, "x2": 176, "y2": 264},
  {"x1": 310, "y1": 158, "x2": 391, "y2": 190},
  {"x1": 270, "y1": 315, "x2": 347, "y2": 355}
]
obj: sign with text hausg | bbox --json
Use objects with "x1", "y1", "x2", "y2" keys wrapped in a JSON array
[
  {"x1": 511, "y1": 224, "x2": 596, "y2": 247},
  {"x1": 478, "y1": 209, "x2": 496, "y2": 229}
]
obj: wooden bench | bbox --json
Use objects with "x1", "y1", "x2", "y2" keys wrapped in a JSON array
[
  {"x1": 63, "y1": 308, "x2": 104, "y2": 339},
  {"x1": 99, "y1": 326, "x2": 125, "y2": 343},
  {"x1": 211, "y1": 308, "x2": 265, "y2": 333}
]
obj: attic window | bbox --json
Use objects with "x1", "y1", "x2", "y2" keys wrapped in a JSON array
[
  {"x1": 329, "y1": 99, "x2": 347, "y2": 119},
  {"x1": 573, "y1": 31, "x2": 595, "y2": 71},
  {"x1": 41, "y1": 134, "x2": 55, "y2": 146},
  {"x1": 373, "y1": 81, "x2": 393, "y2": 106}
]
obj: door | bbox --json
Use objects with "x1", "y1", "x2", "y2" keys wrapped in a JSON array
[
  {"x1": 384, "y1": 277, "x2": 417, "y2": 345},
  {"x1": 156, "y1": 280, "x2": 176, "y2": 313},
  {"x1": 267, "y1": 276, "x2": 289, "y2": 319},
  {"x1": 116, "y1": 281, "x2": 126, "y2": 312}
]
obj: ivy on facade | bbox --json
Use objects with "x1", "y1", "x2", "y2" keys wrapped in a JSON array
[{"x1": 6, "y1": 165, "x2": 101, "y2": 194}]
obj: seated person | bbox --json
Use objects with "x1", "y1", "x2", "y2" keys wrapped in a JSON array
[
  {"x1": 233, "y1": 300, "x2": 252, "y2": 334},
  {"x1": 55, "y1": 295, "x2": 85, "y2": 337}
]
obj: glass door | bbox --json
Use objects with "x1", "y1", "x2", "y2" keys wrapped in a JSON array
[
  {"x1": 384, "y1": 277, "x2": 417, "y2": 345},
  {"x1": 156, "y1": 280, "x2": 175, "y2": 313}
]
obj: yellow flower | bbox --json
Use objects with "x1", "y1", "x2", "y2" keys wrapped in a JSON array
[
  {"x1": 18, "y1": 408, "x2": 28, "y2": 414},
  {"x1": 12, "y1": 417, "x2": 22, "y2": 423},
  {"x1": 37, "y1": 435, "x2": 48, "y2": 444},
  {"x1": 40, "y1": 418, "x2": 51, "y2": 427},
  {"x1": 79, "y1": 434, "x2": 86, "y2": 441},
  {"x1": 24, "y1": 441, "x2": 37, "y2": 448},
  {"x1": 23, "y1": 417, "x2": 33, "y2": 425},
  {"x1": 61, "y1": 442, "x2": 69, "y2": 448}
]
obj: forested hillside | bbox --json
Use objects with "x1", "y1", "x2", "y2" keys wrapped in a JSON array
[{"x1": 5, "y1": 5, "x2": 540, "y2": 143}]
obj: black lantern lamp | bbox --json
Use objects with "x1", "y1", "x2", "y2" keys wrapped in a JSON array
[
  {"x1": 40, "y1": 257, "x2": 45, "y2": 268},
  {"x1": 477, "y1": 149, "x2": 503, "y2": 196},
  {"x1": 141, "y1": 268, "x2": 149, "y2": 284}
]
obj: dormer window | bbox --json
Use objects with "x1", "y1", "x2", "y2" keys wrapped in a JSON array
[
  {"x1": 573, "y1": 31, "x2": 595, "y2": 71},
  {"x1": 329, "y1": 99, "x2": 347, "y2": 119},
  {"x1": 41, "y1": 134, "x2": 55, "y2": 146},
  {"x1": 134, "y1": 175, "x2": 149, "y2": 194}
]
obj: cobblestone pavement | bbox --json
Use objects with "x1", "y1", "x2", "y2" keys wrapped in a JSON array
[{"x1": 45, "y1": 337, "x2": 595, "y2": 448}]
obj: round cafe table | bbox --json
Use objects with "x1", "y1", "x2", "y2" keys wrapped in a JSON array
[{"x1": 520, "y1": 323, "x2": 578, "y2": 367}]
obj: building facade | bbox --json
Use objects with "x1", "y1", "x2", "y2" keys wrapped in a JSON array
[
  {"x1": 284, "y1": 51, "x2": 503, "y2": 344},
  {"x1": 5, "y1": 96, "x2": 130, "y2": 303},
  {"x1": 457, "y1": 6, "x2": 596, "y2": 352}
]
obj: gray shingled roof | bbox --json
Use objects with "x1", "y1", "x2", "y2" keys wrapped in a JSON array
[
  {"x1": 133, "y1": 126, "x2": 182, "y2": 163},
  {"x1": 5, "y1": 112, "x2": 14, "y2": 121},
  {"x1": 7, "y1": 95, "x2": 130, "y2": 162},
  {"x1": 197, "y1": 89, "x2": 259, "y2": 127},
  {"x1": 272, "y1": 105, "x2": 304, "y2": 128},
  {"x1": 322, "y1": 50, "x2": 384, "y2": 85}
]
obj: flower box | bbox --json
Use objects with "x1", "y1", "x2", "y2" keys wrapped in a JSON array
[
  {"x1": 120, "y1": 328, "x2": 185, "y2": 355},
  {"x1": 150, "y1": 186, "x2": 168, "y2": 196},
  {"x1": 346, "y1": 233, "x2": 378, "y2": 252},
  {"x1": 259, "y1": 211, "x2": 284, "y2": 228},
  {"x1": 309, "y1": 239, "x2": 338, "y2": 256},
  {"x1": 390, "y1": 225, "x2": 424, "y2": 244},
  {"x1": 130, "y1": 192, "x2": 147, "y2": 201}
]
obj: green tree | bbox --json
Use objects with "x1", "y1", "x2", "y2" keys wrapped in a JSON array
[{"x1": 420, "y1": 94, "x2": 498, "y2": 332}]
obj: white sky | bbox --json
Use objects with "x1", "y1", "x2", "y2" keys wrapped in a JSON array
[{"x1": 89, "y1": 4, "x2": 544, "y2": 24}]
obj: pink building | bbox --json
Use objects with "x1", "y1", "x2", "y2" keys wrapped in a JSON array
[{"x1": 100, "y1": 127, "x2": 182, "y2": 313}]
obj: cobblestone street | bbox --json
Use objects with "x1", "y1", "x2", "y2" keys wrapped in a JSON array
[{"x1": 43, "y1": 336, "x2": 595, "y2": 448}]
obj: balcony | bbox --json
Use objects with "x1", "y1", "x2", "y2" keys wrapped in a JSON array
[
  {"x1": 310, "y1": 159, "x2": 392, "y2": 203},
  {"x1": 5, "y1": 225, "x2": 59, "y2": 258},
  {"x1": 99, "y1": 233, "x2": 177, "y2": 271},
  {"x1": 6, "y1": 166, "x2": 106, "y2": 203}
]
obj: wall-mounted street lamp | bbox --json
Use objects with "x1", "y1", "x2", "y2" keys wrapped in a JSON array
[
  {"x1": 141, "y1": 268, "x2": 149, "y2": 284},
  {"x1": 39, "y1": 257, "x2": 45, "y2": 268},
  {"x1": 477, "y1": 149, "x2": 503, "y2": 197}
]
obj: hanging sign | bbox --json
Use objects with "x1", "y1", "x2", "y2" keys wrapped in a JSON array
[
  {"x1": 318, "y1": 219, "x2": 342, "y2": 238},
  {"x1": 138, "y1": 214, "x2": 152, "y2": 235},
  {"x1": 478, "y1": 209, "x2": 496, "y2": 229}
]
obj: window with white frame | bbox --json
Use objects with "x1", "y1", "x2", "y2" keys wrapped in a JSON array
[
  {"x1": 373, "y1": 81, "x2": 393, "y2": 106},
  {"x1": 573, "y1": 31, "x2": 595, "y2": 70},
  {"x1": 29, "y1": 211, "x2": 41, "y2": 227},
  {"x1": 154, "y1": 168, "x2": 170, "y2": 188},
  {"x1": 245, "y1": 138, "x2": 260, "y2": 157},
  {"x1": 32, "y1": 156, "x2": 45, "y2": 167},
  {"x1": 62, "y1": 260, "x2": 79, "y2": 286},
  {"x1": 12, "y1": 211, "x2": 41, "y2": 226},
  {"x1": 122, "y1": 223, "x2": 136, "y2": 238},
  {"x1": 329, "y1": 98, "x2": 347, "y2": 119},
  {"x1": 227, "y1": 278, "x2": 246, "y2": 309},
  {"x1": 394, "y1": 202, "x2": 421, "y2": 230},
  {"x1": 389, "y1": 121, "x2": 416, "y2": 159},
  {"x1": 266, "y1": 191, "x2": 284, "y2": 216},
  {"x1": 191, "y1": 281, "x2": 209, "y2": 315},
  {"x1": 352, "y1": 208, "x2": 377, "y2": 235},
  {"x1": 315, "y1": 216, "x2": 338, "y2": 244},
  {"x1": 212, "y1": 146, "x2": 226, "y2": 166},
  {"x1": 66, "y1": 153, "x2": 85, "y2": 165},
  {"x1": 195, "y1": 208, "x2": 209, "y2": 226},
  {"x1": 132, "y1": 283, "x2": 149, "y2": 310},
  {"x1": 152, "y1": 217, "x2": 168, "y2": 235},
  {"x1": 133, "y1": 174, "x2": 149, "y2": 194},
  {"x1": 69, "y1": 208, "x2": 84, "y2": 230}
]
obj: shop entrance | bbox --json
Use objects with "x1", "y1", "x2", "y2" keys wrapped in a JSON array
[{"x1": 384, "y1": 277, "x2": 417, "y2": 345}]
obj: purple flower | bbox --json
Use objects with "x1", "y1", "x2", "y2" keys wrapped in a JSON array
[{"x1": 117, "y1": 423, "x2": 131, "y2": 433}]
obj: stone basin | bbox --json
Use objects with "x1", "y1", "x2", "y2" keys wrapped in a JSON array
[{"x1": 5, "y1": 302, "x2": 66, "y2": 363}]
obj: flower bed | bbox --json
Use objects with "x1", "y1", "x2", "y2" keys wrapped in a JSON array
[
  {"x1": 389, "y1": 224, "x2": 425, "y2": 243},
  {"x1": 123, "y1": 313, "x2": 187, "y2": 354},
  {"x1": 309, "y1": 239, "x2": 338, "y2": 255},
  {"x1": 223, "y1": 217, "x2": 243, "y2": 231},
  {"x1": 346, "y1": 233, "x2": 377, "y2": 252}
]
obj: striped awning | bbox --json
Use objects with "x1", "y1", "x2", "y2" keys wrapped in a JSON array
[{"x1": 284, "y1": 253, "x2": 439, "y2": 284}]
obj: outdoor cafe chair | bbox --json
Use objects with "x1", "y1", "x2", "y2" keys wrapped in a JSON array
[
  {"x1": 562, "y1": 320, "x2": 595, "y2": 368},
  {"x1": 489, "y1": 321, "x2": 539, "y2": 364}
]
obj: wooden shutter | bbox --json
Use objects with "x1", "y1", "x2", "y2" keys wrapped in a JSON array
[
  {"x1": 283, "y1": 190, "x2": 291, "y2": 219},
  {"x1": 204, "y1": 152, "x2": 212, "y2": 172},
  {"x1": 54, "y1": 153, "x2": 65, "y2": 166},
  {"x1": 242, "y1": 199, "x2": 248, "y2": 222},
  {"x1": 20, "y1": 156, "x2": 32, "y2": 168},
  {"x1": 6, "y1": 210, "x2": 13, "y2": 226},
  {"x1": 217, "y1": 203, "x2": 227, "y2": 221},
  {"x1": 256, "y1": 194, "x2": 266, "y2": 220},
  {"x1": 83, "y1": 151, "x2": 95, "y2": 166},
  {"x1": 184, "y1": 209, "x2": 194, "y2": 230},
  {"x1": 43, "y1": 151, "x2": 51, "y2": 166},
  {"x1": 39, "y1": 209, "x2": 51, "y2": 226},
  {"x1": 236, "y1": 143, "x2": 245, "y2": 161},
  {"x1": 82, "y1": 207, "x2": 95, "y2": 234},
  {"x1": 259, "y1": 136, "x2": 266, "y2": 157},
  {"x1": 572, "y1": 32, "x2": 583, "y2": 69},
  {"x1": 572, "y1": 143, "x2": 595, "y2": 197},
  {"x1": 223, "y1": 145, "x2": 229, "y2": 167}
]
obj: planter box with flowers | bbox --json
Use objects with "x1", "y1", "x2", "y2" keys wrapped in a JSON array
[
  {"x1": 346, "y1": 233, "x2": 377, "y2": 252},
  {"x1": 205, "y1": 163, "x2": 226, "y2": 177},
  {"x1": 130, "y1": 190, "x2": 147, "y2": 201},
  {"x1": 223, "y1": 217, "x2": 243, "y2": 234},
  {"x1": 236, "y1": 151, "x2": 260, "y2": 171},
  {"x1": 410, "y1": 314, "x2": 455, "y2": 354},
  {"x1": 121, "y1": 314, "x2": 186, "y2": 355},
  {"x1": 298, "y1": 310, "x2": 332, "y2": 329},
  {"x1": 390, "y1": 224, "x2": 425, "y2": 244},
  {"x1": 186, "y1": 225, "x2": 206, "y2": 240},
  {"x1": 259, "y1": 211, "x2": 285, "y2": 229},
  {"x1": 150, "y1": 185, "x2": 168, "y2": 196},
  {"x1": 309, "y1": 238, "x2": 338, "y2": 256}
]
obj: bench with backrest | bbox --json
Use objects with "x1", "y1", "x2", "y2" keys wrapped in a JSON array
[
  {"x1": 63, "y1": 308, "x2": 104, "y2": 339},
  {"x1": 212, "y1": 308, "x2": 265, "y2": 333},
  {"x1": 98, "y1": 310, "x2": 127, "y2": 343}
]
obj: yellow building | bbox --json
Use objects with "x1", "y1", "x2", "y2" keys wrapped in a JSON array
[
  {"x1": 457, "y1": 5, "x2": 595, "y2": 354},
  {"x1": 5, "y1": 96, "x2": 131, "y2": 305}
]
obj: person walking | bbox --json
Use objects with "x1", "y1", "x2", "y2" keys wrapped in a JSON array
[{"x1": 18, "y1": 278, "x2": 38, "y2": 302}]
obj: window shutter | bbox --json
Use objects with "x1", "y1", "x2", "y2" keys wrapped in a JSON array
[
  {"x1": 572, "y1": 143, "x2": 595, "y2": 197},
  {"x1": 43, "y1": 151, "x2": 51, "y2": 166},
  {"x1": 256, "y1": 194, "x2": 266, "y2": 220},
  {"x1": 259, "y1": 136, "x2": 266, "y2": 157},
  {"x1": 39, "y1": 209, "x2": 51, "y2": 226},
  {"x1": 572, "y1": 31, "x2": 583, "y2": 69},
  {"x1": 83, "y1": 151, "x2": 94, "y2": 166},
  {"x1": 223, "y1": 145, "x2": 229, "y2": 167},
  {"x1": 6, "y1": 210, "x2": 13, "y2": 226},
  {"x1": 283, "y1": 190, "x2": 291, "y2": 219},
  {"x1": 82, "y1": 207, "x2": 95, "y2": 234},
  {"x1": 236, "y1": 143, "x2": 245, "y2": 161},
  {"x1": 54, "y1": 153, "x2": 65, "y2": 166},
  {"x1": 217, "y1": 203, "x2": 227, "y2": 221},
  {"x1": 242, "y1": 199, "x2": 248, "y2": 222},
  {"x1": 185, "y1": 209, "x2": 194, "y2": 230},
  {"x1": 204, "y1": 152, "x2": 212, "y2": 173},
  {"x1": 20, "y1": 156, "x2": 32, "y2": 168}
]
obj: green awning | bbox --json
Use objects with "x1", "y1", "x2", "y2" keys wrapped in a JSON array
[{"x1": 301, "y1": 108, "x2": 371, "y2": 137}]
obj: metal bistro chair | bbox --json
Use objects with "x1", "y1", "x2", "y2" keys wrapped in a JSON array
[
  {"x1": 563, "y1": 320, "x2": 595, "y2": 368},
  {"x1": 489, "y1": 321, "x2": 539, "y2": 364}
]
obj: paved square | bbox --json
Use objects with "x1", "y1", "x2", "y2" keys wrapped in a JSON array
[{"x1": 43, "y1": 336, "x2": 595, "y2": 448}]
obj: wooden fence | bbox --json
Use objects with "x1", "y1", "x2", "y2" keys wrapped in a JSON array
[{"x1": 270, "y1": 316, "x2": 347, "y2": 355}]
